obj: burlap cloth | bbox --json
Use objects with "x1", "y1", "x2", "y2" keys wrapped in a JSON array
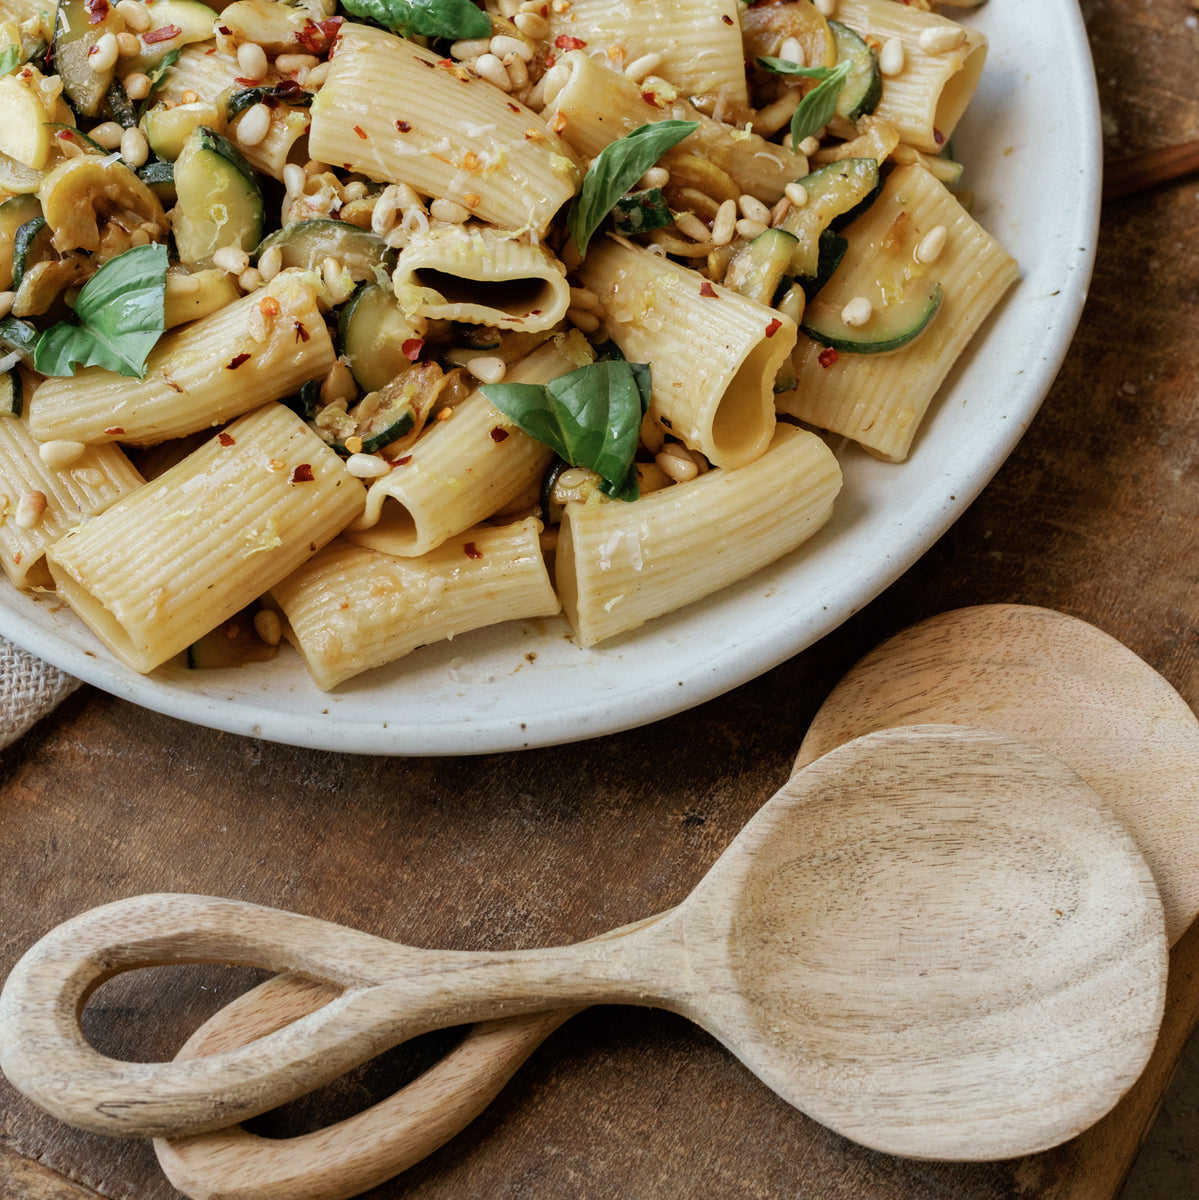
[{"x1": 0, "y1": 634, "x2": 81, "y2": 752}]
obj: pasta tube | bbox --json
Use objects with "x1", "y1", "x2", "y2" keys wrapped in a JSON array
[
  {"x1": 308, "y1": 23, "x2": 580, "y2": 234},
  {"x1": 0, "y1": 412, "x2": 143, "y2": 589},
  {"x1": 544, "y1": 50, "x2": 805, "y2": 203},
  {"x1": 392, "y1": 224, "x2": 571, "y2": 332},
  {"x1": 778, "y1": 163, "x2": 1019, "y2": 462},
  {"x1": 556, "y1": 423, "x2": 841, "y2": 647},
  {"x1": 45, "y1": 403, "x2": 366, "y2": 673},
  {"x1": 577, "y1": 237, "x2": 795, "y2": 470},
  {"x1": 272, "y1": 518, "x2": 560, "y2": 690},
  {"x1": 28, "y1": 270, "x2": 335, "y2": 446},
  {"x1": 545, "y1": 0, "x2": 749, "y2": 115},
  {"x1": 347, "y1": 339, "x2": 577, "y2": 556},
  {"x1": 834, "y1": 0, "x2": 987, "y2": 154}
]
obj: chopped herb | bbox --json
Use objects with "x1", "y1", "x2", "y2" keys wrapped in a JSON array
[
  {"x1": 567, "y1": 119, "x2": 699, "y2": 254},
  {"x1": 339, "y1": 0, "x2": 491, "y2": 40},
  {"x1": 33, "y1": 243, "x2": 168, "y2": 379},
  {"x1": 482, "y1": 359, "x2": 651, "y2": 501},
  {"x1": 757, "y1": 56, "x2": 854, "y2": 150},
  {"x1": 0, "y1": 45, "x2": 20, "y2": 74}
]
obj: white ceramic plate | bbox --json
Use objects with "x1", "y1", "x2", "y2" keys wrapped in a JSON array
[{"x1": 1, "y1": 0, "x2": 1100, "y2": 755}]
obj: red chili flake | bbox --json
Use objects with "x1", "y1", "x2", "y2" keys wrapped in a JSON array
[
  {"x1": 290, "y1": 464, "x2": 315, "y2": 483},
  {"x1": 296, "y1": 16, "x2": 341, "y2": 53},
  {"x1": 353, "y1": 124, "x2": 367, "y2": 138},
  {"x1": 218, "y1": 432, "x2": 236, "y2": 447},
  {"x1": 489, "y1": 427, "x2": 510, "y2": 443},
  {"x1": 234, "y1": 77, "x2": 260, "y2": 88},
  {"x1": 395, "y1": 119, "x2": 412, "y2": 132},
  {"x1": 641, "y1": 90, "x2": 660, "y2": 105},
  {"x1": 555, "y1": 35, "x2": 586, "y2": 50},
  {"x1": 217, "y1": 24, "x2": 232, "y2": 34},
  {"x1": 544, "y1": 53, "x2": 556, "y2": 68},
  {"x1": 144, "y1": 24, "x2": 182, "y2": 44},
  {"x1": 463, "y1": 541, "x2": 483, "y2": 559},
  {"x1": 84, "y1": 0, "x2": 108, "y2": 24},
  {"x1": 392, "y1": 455, "x2": 412, "y2": 467},
  {"x1": 293, "y1": 320, "x2": 309, "y2": 342},
  {"x1": 818, "y1": 347, "x2": 840, "y2": 368},
  {"x1": 227, "y1": 353, "x2": 251, "y2": 369},
  {"x1": 721, "y1": 13, "x2": 733, "y2": 23},
  {"x1": 401, "y1": 337, "x2": 424, "y2": 361},
  {"x1": 273, "y1": 79, "x2": 307, "y2": 102},
  {"x1": 104, "y1": 426, "x2": 124, "y2": 436},
  {"x1": 933, "y1": 128, "x2": 945, "y2": 146},
  {"x1": 699, "y1": 281, "x2": 717, "y2": 297},
  {"x1": 437, "y1": 57, "x2": 455, "y2": 69},
  {"x1": 550, "y1": 112, "x2": 568, "y2": 134},
  {"x1": 764, "y1": 318, "x2": 782, "y2": 337},
  {"x1": 12, "y1": 551, "x2": 20, "y2": 564},
  {"x1": 507, "y1": 102, "x2": 521, "y2": 113}
]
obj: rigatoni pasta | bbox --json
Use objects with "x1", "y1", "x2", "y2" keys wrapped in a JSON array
[{"x1": 0, "y1": 0, "x2": 1016, "y2": 691}]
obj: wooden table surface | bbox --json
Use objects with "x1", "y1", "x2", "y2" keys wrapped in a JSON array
[{"x1": 3, "y1": 2, "x2": 1198, "y2": 1198}]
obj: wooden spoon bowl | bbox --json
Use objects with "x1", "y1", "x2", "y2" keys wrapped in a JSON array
[{"x1": 0, "y1": 726, "x2": 1168, "y2": 1168}]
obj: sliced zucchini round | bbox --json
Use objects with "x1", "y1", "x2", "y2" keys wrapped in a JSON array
[
  {"x1": 141, "y1": 99, "x2": 226, "y2": 162},
  {"x1": 123, "y1": 0, "x2": 221, "y2": 76},
  {"x1": 138, "y1": 159, "x2": 177, "y2": 206},
  {"x1": 724, "y1": 228, "x2": 798, "y2": 307},
  {"x1": 801, "y1": 282, "x2": 943, "y2": 354},
  {"x1": 12, "y1": 216, "x2": 54, "y2": 292},
  {"x1": 171, "y1": 125, "x2": 264, "y2": 266},
  {"x1": 780, "y1": 158, "x2": 880, "y2": 278},
  {"x1": 0, "y1": 73, "x2": 52, "y2": 168},
  {"x1": 53, "y1": 0, "x2": 124, "y2": 118},
  {"x1": 321, "y1": 389, "x2": 417, "y2": 456},
  {"x1": 255, "y1": 219, "x2": 397, "y2": 282},
  {"x1": 0, "y1": 365, "x2": 22, "y2": 418},
  {"x1": 0, "y1": 315, "x2": 40, "y2": 363},
  {"x1": 0, "y1": 194, "x2": 43, "y2": 291},
  {"x1": 830, "y1": 20, "x2": 882, "y2": 124},
  {"x1": 43, "y1": 124, "x2": 109, "y2": 157},
  {"x1": 337, "y1": 282, "x2": 425, "y2": 394}
]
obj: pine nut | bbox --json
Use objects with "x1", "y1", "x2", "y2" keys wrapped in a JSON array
[
  {"x1": 236, "y1": 102, "x2": 271, "y2": 147},
  {"x1": 513, "y1": 11, "x2": 549, "y2": 39},
  {"x1": 776, "y1": 283, "x2": 805, "y2": 325},
  {"x1": 639, "y1": 166, "x2": 669, "y2": 190},
  {"x1": 450, "y1": 37, "x2": 491, "y2": 60},
  {"x1": 568, "y1": 285, "x2": 604, "y2": 314},
  {"x1": 473, "y1": 53, "x2": 511, "y2": 91},
  {"x1": 89, "y1": 121, "x2": 125, "y2": 149},
  {"x1": 491, "y1": 35, "x2": 533, "y2": 62},
  {"x1": 784, "y1": 181, "x2": 809, "y2": 207},
  {"x1": 120, "y1": 126, "x2": 148, "y2": 169},
  {"x1": 238, "y1": 266, "x2": 263, "y2": 291},
  {"x1": 237, "y1": 41, "x2": 268, "y2": 80},
  {"x1": 116, "y1": 0, "x2": 150, "y2": 32},
  {"x1": 213, "y1": 245, "x2": 250, "y2": 275},
  {"x1": 306, "y1": 62, "x2": 330, "y2": 87},
  {"x1": 321, "y1": 360, "x2": 357, "y2": 406},
  {"x1": 813, "y1": 0, "x2": 837, "y2": 16},
  {"x1": 674, "y1": 211, "x2": 710, "y2": 242},
  {"x1": 0, "y1": 291, "x2": 13, "y2": 319},
  {"x1": 879, "y1": 37, "x2": 905, "y2": 77},
  {"x1": 566, "y1": 307, "x2": 600, "y2": 333},
  {"x1": 430, "y1": 198, "x2": 471, "y2": 223},
  {"x1": 116, "y1": 31, "x2": 140, "y2": 57},
  {"x1": 799, "y1": 135, "x2": 822, "y2": 157},
  {"x1": 123, "y1": 72, "x2": 151, "y2": 100},
  {"x1": 253, "y1": 608, "x2": 282, "y2": 645},
  {"x1": 465, "y1": 355, "x2": 507, "y2": 384},
  {"x1": 738, "y1": 194, "x2": 771, "y2": 224},
  {"x1": 918, "y1": 25, "x2": 966, "y2": 54},
  {"x1": 38, "y1": 440, "x2": 86, "y2": 469},
  {"x1": 841, "y1": 295, "x2": 873, "y2": 326},
  {"x1": 711, "y1": 199, "x2": 737, "y2": 246},
  {"x1": 15, "y1": 490, "x2": 46, "y2": 529},
  {"x1": 89, "y1": 32, "x2": 118, "y2": 73},
  {"x1": 275, "y1": 53, "x2": 318, "y2": 75},
  {"x1": 257, "y1": 244, "x2": 283, "y2": 282},
  {"x1": 345, "y1": 453, "x2": 391, "y2": 479},
  {"x1": 914, "y1": 224, "x2": 948, "y2": 264},
  {"x1": 735, "y1": 218, "x2": 768, "y2": 239},
  {"x1": 656, "y1": 444, "x2": 698, "y2": 483},
  {"x1": 779, "y1": 37, "x2": 803, "y2": 66}
]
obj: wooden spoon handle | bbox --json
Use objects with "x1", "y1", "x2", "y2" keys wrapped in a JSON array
[
  {"x1": 1104, "y1": 138, "x2": 1199, "y2": 202},
  {"x1": 0, "y1": 893, "x2": 676, "y2": 1139},
  {"x1": 154, "y1": 913, "x2": 669, "y2": 1200}
]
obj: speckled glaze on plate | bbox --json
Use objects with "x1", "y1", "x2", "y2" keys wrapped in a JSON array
[{"x1": 0, "y1": 0, "x2": 1101, "y2": 755}]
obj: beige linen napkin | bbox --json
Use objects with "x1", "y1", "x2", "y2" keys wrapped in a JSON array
[{"x1": 0, "y1": 634, "x2": 81, "y2": 751}]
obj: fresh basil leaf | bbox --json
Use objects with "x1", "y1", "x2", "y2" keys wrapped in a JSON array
[
  {"x1": 610, "y1": 187, "x2": 673, "y2": 236},
  {"x1": 787, "y1": 59, "x2": 853, "y2": 149},
  {"x1": 756, "y1": 56, "x2": 840, "y2": 79},
  {"x1": 0, "y1": 45, "x2": 19, "y2": 74},
  {"x1": 340, "y1": 0, "x2": 491, "y2": 40},
  {"x1": 567, "y1": 119, "x2": 699, "y2": 255},
  {"x1": 34, "y1": 242, "x2": 168, "y2": 378},
  {"x1": 482, "y1": 359, "x2": 651, "y2": 501}
]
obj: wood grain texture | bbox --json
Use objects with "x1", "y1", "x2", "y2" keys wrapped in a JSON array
[{"x1": 2, "y1": 1, "x2": 1198, "y2": 1197}]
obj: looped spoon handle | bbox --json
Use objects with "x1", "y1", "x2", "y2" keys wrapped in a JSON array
[{"x1": 0, "y1": 892, "x2": 682, "y2": 1138}]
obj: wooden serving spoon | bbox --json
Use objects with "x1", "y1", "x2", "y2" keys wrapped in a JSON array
[
  {"x1": 0, "y1": 725, "x2": 1168, "y2": 1168},
  {"x1": 152, "y1": 603, "x2": 1199, "y2": 1200}
]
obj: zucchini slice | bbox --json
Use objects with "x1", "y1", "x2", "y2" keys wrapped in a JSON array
[
  {"x1": 255, "y1": 219, "x2": 397, "y2": 282},
  {"x1": 830, "y1": 20, "x2": 882, "y2": 124},
  {"x1": 123, "y1": 0, "x2": 220, "y2": 76},
  {"x1": 53, "y1": 0, "x2": 124, "y2": 118},
  {"x1": 0, "y1": 194, "x2": 42, "y2": 290},
  {"x1": 337, "y1": 282, "x2": 425, "y2": 394},
  {"x1": 798, "y1": 228, "x2": 848, "y2": 299},
  {"x1": 801, "y1": 282, "x2": 942, "y2": 354},
  {"x1": 723, "y1": 228, "x2": 798, "y2": 307},
  {"x1": 779, "y1": 158, "x2": 880, "y2": 278},
  {"x1": 141, "y1": 99, "x2": 226, "y2": 162},
  {"x1": 186, "y1": 607, "x2": 279, "y2": 669},
  {"x1": 11, "y1": 216, "x2": 55, "y2": 292},
  {"x1": 0, "y1": 365, "x2": 22, "y2": 418},
  {"x1": 0, "y1": 315, "x2": 40, "y2": 363},
  {"x1": 317, "y1": 362, "x2": 445, "y2": 455},
  {"x1": 0, "y1": 73, "x2": 53, "y2": 168},
  {"x1": 171, "y1": 125, "x2": 264, "y2": 266}
]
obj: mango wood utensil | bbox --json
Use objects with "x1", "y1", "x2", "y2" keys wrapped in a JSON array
[
  {"x1": 153, "y1": 603, "x2": 1199, "y2": 1200},
  {"x1": 1104, "y1": 138, "x2": 1199, "y2": 201},
  {"x1": 0, "y1": 725, "x2": 1168, "y2": 1167}
]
